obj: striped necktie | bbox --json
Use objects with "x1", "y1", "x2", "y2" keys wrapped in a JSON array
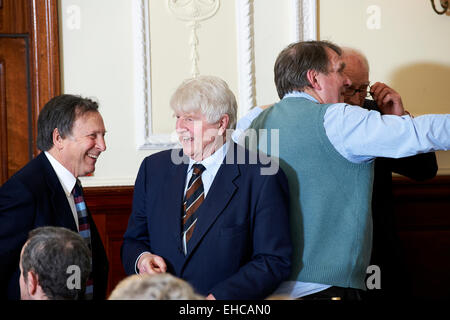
[
  {"x1": 182, "y1": 163, "x2": 206, "y2": 255},
  {"x1": 72, "y1": 179, "x2": 94, "y2": 299}
]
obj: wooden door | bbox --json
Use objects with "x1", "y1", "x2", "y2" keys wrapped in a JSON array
[
  {"x1": 0, "y1": 0, "x2": 60, "y2": 184},
  {"x1": 0, "y1": 37, "x2": 32, "y2": 180}
]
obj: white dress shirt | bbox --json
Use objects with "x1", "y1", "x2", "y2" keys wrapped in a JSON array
[{"x1": 44, "y1": 151, "x2": 79, "y2": 230}]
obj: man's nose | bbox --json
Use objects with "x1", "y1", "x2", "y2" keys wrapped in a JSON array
[
  {"x1": 97, "y1": 136, "x2": 106, "y2": 151},
  {"x1": 343, "y1": 75, "x2": 352, "y2": 87}
]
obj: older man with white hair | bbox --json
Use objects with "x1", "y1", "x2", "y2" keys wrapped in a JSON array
[{"x1": 122, "y1": 75, "x2": 292, "y2": 300}]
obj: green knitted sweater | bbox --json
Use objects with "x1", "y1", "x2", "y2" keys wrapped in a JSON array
[{"x1": 250, "y1": 97, "x2": 374, "y2": 289}]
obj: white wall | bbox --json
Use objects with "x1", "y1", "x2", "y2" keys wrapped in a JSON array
[{"x1": 60, "y1": 0, "x2": 450, "y2": 187}]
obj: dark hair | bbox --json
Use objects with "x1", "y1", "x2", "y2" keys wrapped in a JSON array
[
  {"x1": 274, "y1": 40, "x2": 342, "y2": 99},
  {"x1": 37, "y1": 94, "x2": 99, "y2": 151},
  {"x1": 21, "y1": 226, "x2": 91, "y2": 300}
]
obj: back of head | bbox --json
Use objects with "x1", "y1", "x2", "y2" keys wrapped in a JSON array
[
  {"x1": 108, "y1": 273, "x2": 205, "y2": 300},
  {"x1": 274, "y1": 40, "x2": 342, "y2": 99},
  {"x1": 170, "y1": 75, "x2": 237, "y2": 129},
  {"x1": 37, "y1": 94, "x2": 99, "y2": 151},
  {"x1": 21, "y1": 226, "x2": 91, "y2": 300}
]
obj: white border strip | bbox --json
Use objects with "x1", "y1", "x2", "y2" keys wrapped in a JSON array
[
  {"x1": 133, "y1": 0, "x2": 179, "y2": 150},
  {"x1": 302, "y1": 0, "x2": 317, "y2": 41},
  {"x1": 236, "y1": 0, "x2": 256, "y2": 118}
]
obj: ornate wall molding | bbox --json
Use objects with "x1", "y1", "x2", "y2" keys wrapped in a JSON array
[
  {"x1": 133, "y1": 0, "x2": 317, "y2": 150},
  {"x1": 133, "y1": 0, "x2": 179, "y2": 150},
  {"x1": 236, "y1": 0, "x2": 317, "y2": 116},
  {"x1": 168, "y1": 0, "x2": 220, "y2": 78}
]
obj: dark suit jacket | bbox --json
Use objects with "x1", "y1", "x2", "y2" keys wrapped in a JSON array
[
  {"x1": 363, "y1": 99, "x2": 437, "y2": 298},
  {"x1": 0, "y1": 152, "x2": 109, "y2": 300},
  {"x1": 122, "y1": 143, "x2": 292, "y2": 299}
]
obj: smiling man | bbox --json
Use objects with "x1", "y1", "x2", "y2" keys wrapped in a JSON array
[
  {"x1": 0, "y1": 94, "x2": 109, "y2": 300},
  {"x1": 122, "y1": 75, "x2": 292, "y2": 300}
]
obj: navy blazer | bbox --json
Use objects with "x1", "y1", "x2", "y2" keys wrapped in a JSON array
[
  {"x1": 0, "y1": 153, "x2": 109, "y2": 300},
  {"x1": 122, "y1": 143, "x2": 292, "y2": 299}
]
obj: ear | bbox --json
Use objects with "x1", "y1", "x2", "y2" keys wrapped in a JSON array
[
  {"x1": 306, "y1": 69, "x2": 322, "y2": 90},
  {"x1": 26, "y1": 271, "x2": 38, "y2": 296},
  {"x1": 217, "y1": 114, "x2": 229, "y2": 136},
  {"x1": 52, "y1": 128, "x2": 64, "y2": 150}
]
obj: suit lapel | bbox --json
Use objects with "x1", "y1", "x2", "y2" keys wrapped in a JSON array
[
  {"x1": 185, "y1": 144, "x2": 240, "y2": 259},
  {"x1": 39, "y1": 153, "x2": 78, "y2": 231},
  {"x1": 165, "y1": 151, "x2": 189, "y2": 250}
]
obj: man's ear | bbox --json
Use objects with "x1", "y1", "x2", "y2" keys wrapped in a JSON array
[
  {"x1": 52, "y1": 128, "x2": 64, "y2": 150},
  {"x1": 217, "y1": 114, "x2": 229, "y2": 136},
  {"x1": 306, "y1": 69, "x2": 321, "y2": 90},
  {"x1": 26, "y1": 271, "x2": 38, "y2": 296}
]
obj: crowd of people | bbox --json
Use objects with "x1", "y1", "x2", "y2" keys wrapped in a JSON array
[{"x1": 0, "y1": 40, "x2": 448, "y2": 300}]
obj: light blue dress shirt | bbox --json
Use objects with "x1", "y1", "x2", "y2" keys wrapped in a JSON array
[{"x1": 234, "y1": 92, "x2": 449, "y2": 164}]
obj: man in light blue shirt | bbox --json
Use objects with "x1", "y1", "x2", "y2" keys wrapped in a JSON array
[{"x1": 242, "y1": 40, "x2": 449, "y2": 300}]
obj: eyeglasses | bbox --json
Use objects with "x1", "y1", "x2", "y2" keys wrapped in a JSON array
[{"x1": 344, "y1": 85, "x2": 371, "y2": 98}]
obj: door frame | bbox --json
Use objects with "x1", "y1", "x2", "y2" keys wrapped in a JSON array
[{"x1": 29, "y1": 0, "x2": 61, "y2": 157}]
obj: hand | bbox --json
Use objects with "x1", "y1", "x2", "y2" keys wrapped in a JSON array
[
  {"x1": 137, "y1": 253, "x2": 167, "y2": 275},
  {"x1": 206, "y1": 293, "x2": 216, "y2": 300},
  {"x1": 370, "y1": 82, "x2": 406, "y2": 116}
]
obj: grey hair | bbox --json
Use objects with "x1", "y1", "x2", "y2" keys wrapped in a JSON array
[
  {"x1": 170, "y1": 75, "x2": 237, "y2": 129},
  {"x1": 21, "y1": 226, "x2": 91, "y2": 300}
]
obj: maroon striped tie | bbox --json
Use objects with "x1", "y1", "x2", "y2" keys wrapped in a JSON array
[{"x1": 182, "y1": 164, "x2": 206, "y2": 255}]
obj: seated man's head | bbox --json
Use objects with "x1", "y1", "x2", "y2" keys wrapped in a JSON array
[
  {"x1": 274, "y1": 40, "x2": 351, "y2": 104},
  {"x1": 108, "y1": 273, "x2": 204, "y2": 300},
  {"x1": 170, "y1": 75, "x2": 237, "y2": 161},
  {"x1": 19, "y1": 226, "x2": 91, "y2": 300}
]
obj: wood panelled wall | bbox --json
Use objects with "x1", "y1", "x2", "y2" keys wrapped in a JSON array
[
  {"x1": 0, "y1": 0, "x2": 60, "y2": 185},
  {"x1": 86, "y1": 176, "x2": 450, "y2": 299}
]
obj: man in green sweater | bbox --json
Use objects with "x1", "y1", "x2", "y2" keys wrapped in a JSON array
[{"x1": 248, "y1": 40, "x2": 450, "y2": 300}]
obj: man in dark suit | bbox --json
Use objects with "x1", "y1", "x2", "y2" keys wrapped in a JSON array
[
  {"x1": 122, "y1": 75, "x2": 292, "y2": 300},
  {"x1": 341, "y1": 48, "x2": 438, "y2": 299},
  {"x1": 0, "y1": 94, "x2": 109, "y2": 300}
]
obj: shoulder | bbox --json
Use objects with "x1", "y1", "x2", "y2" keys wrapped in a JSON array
[
  {"x1": 231, "y1": 143, "x2": 287, "y2": 181},
  {"x1": 142, "y1": 148, "x2": 183, "y2": 164},
  {"x1": 138, "y1": 148, "x2": 186, "y2": 173},
  {"x1": 3, "y1": 154, "x2": 49, "y2": 189}
]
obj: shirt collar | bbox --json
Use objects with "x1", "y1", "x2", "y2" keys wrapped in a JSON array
[
  {"x1": 187, "y1": 141, "x2": 230, "y2": 174},
  {"x1": 44, "y1": 151, "x2": 77, "y2": 196},
  {"x1": 283, "y1": 91, "x2": 319, "y2": 103}
]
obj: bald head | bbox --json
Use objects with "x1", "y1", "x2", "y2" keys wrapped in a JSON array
[{"x1": 341, "y1": 47, "x2": 370, "y2": 106}]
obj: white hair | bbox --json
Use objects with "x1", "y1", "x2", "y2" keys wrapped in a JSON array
[{"x1": 170, "y1": 75, "x2": 237, "y2": 129}]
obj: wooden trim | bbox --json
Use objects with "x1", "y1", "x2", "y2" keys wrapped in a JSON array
[
  {"x1": 83, "y1": 186, "x2": 134, "y2": 213},
  {"x1": 392, "y1": 175, "x2": 450, "y2": 199},
  {"x1": 29, "y1": 0, "x2": 61, "y2": 157},
  {"x1": 0, "y1": 60, "x2": 7, "y2": 184}
]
